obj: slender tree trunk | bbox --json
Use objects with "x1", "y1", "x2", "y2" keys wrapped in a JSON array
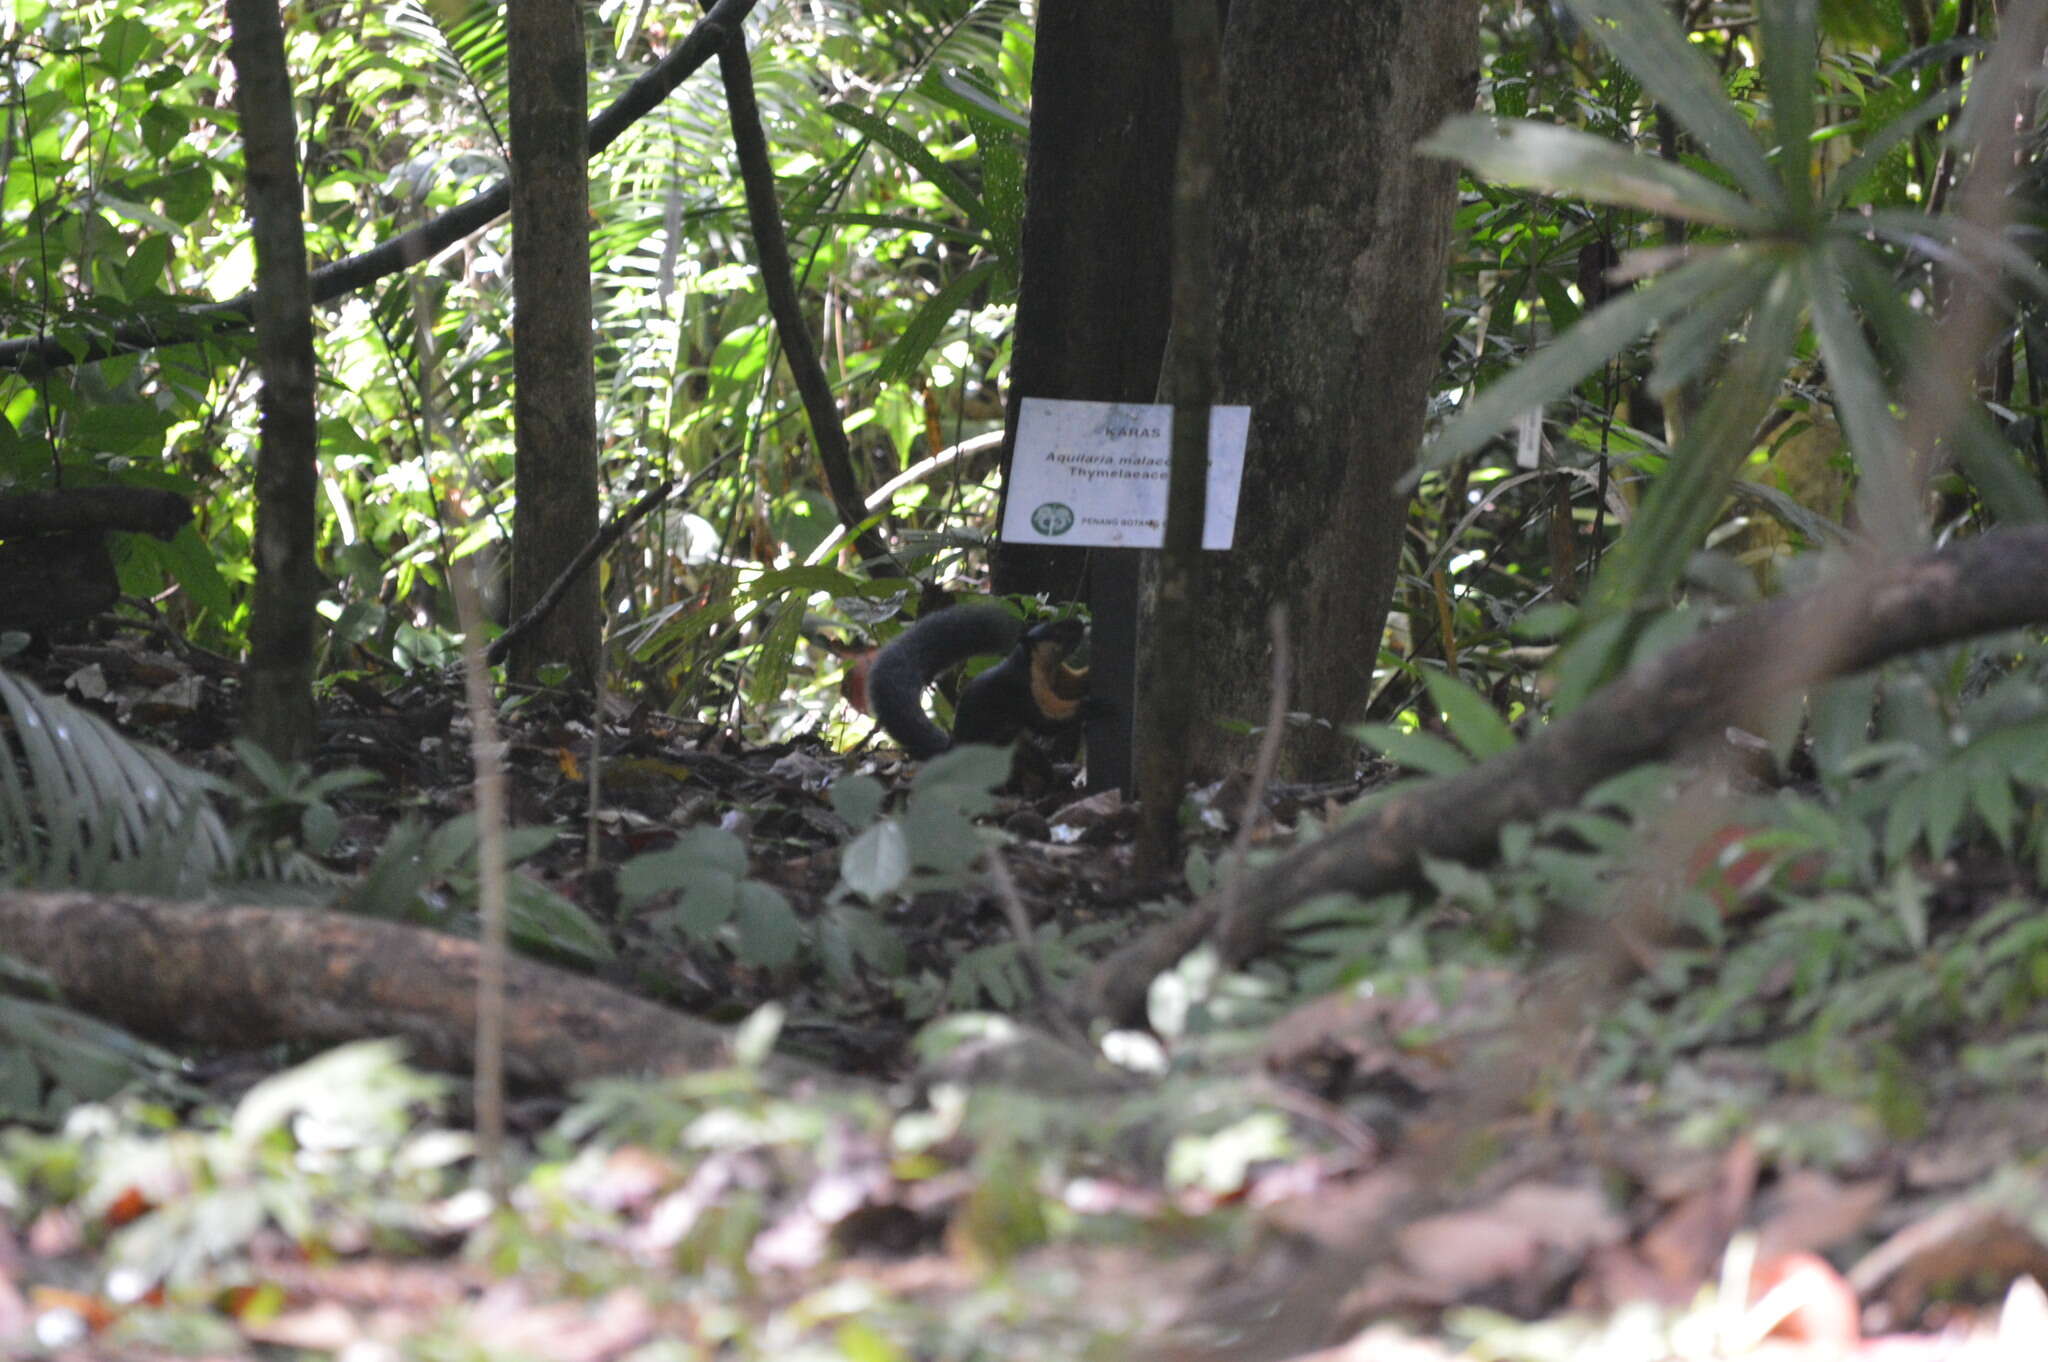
[
  {"x1": 1185, "y1": 0, "x2": 1477, "y2": 780},
  {"x1": 227, "y1": 0, "x2": 320, "y2": 763},
  {"x1": 507, "y1": 0, "x2": 601, "y2": 686},
  {"x1": 1136, "y1": 0, "x2": 1222, "y2": 871}
]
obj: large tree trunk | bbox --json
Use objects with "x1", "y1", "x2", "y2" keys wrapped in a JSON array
[
  {"x1": 993, "y1": 0, "x2": 1179, "y2": 792},
  {"x1": 993, "y1": 0, "x2": 1178, "y2": 603},
  {"x1": 1180, "y1": 1, "x2": 1476, "y2": 781},
  {"x1": 507, "y1": 0, "x2": 601, "y2": 686},
  {"x1": 227, "y1": 0, "x2": 320, "y2": 763}
]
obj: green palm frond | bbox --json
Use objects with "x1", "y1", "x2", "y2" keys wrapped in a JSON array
[
  {"x1": 0, "y1": 668, "x2": 233, "y2": 893},
  {"x1": 1419, "y1": 0, "x2": 2047, "y2": 621}
]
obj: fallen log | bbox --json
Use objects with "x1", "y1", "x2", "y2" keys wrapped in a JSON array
[{"x1": 0, "y1": 892, "x2": 753, "y2": 1091}]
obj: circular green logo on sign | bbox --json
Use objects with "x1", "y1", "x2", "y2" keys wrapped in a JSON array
[{"x1": 1030, "y1": 502, "x2": 1075, "y2": 536}]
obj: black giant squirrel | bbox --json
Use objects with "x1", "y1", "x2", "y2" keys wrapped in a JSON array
[{"x1": 865, "y1": 603, "x2": 1100, "y2": 759}]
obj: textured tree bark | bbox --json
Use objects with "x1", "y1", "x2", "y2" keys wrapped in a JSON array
[
  {"x1": 994, "y1": 0, "x2": 1180, "y2": 793},
  {"x1": 0, "y1": 893, "x2": 749, "y2": 1090},
  {"x1": 993, "y1": 0, "x2": 1179, "y2": 603},
  {"x1": 1184, "y1": 0, "x2": 1477, "y2": 781},
  {"x1": 506, "y1": 0, "x2": 601, "y2": 686},
  {"x1": 227, "y1": 0, "x2": 322, "y2": 765},
  {"x1": 1136, "y1": 0, "x2": 1223, "y2": 872}
]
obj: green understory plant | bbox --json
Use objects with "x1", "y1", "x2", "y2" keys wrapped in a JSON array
[{"x1": 1419, "y1": 0, "x2": 2047, "y2": 634}]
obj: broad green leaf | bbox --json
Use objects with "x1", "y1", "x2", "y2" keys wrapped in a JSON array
[
  {"x1": 1421, "y1": 856, "x2": 1497, "y2": 910},
  {"x1": 733, "y1": 882, "x2": 801, "y2": 968},
  {"x1": 1354, "y1": 723, "x2": 1473, "y2": 777},
  {"x1": 829, "y1": 773, "x2": 885, "y2": 831},
  {"x1": 141, "y1": 103, "x2": 188, "y2": 158},
  {"x1": 1589, "y1": 265, "x2": 1803, "y2": 611},
  {"x1": 1418, "y1": 247, "x2": 1760, "y2": 476},
  {"x1": 616, "y1": 847, "x2": 691, "y2": 906},
  {"x1": 123, "y1": 235, "x2": 172, "y2": 297},
  {"x1": 842, "y1": 819, "x2": 911, "y2": 900},
  {"x1": 0, "y1": 1041, "x2": 43, "y2": 1120},
  {"x1": 1422, "y1": 670, "x2": 1518, "y2": 759},
  {"x1": 1562, "y1": 0, "x2": 1784, "y2": 212},
  {"x1": 1920, "y1": 764, "x2": 1968, "y2": 860},
  {"x1": 1536, "y1": 270, "x2": 1580, "y2": 332},
  {"x1": 1421, "y1": 118, "x2": 1772, "y2": 231},
  {"x1": 149, "y1": 166, "x2": 215, "y2": 226},
  {"x1": 424, "y1": 812, "x2": 481, "y2": 877},
  {"x1": 903, "y1": 801, "x2": 984, "y2": 877},
  {"x1": 345, "y1": 819, "x2": 431, "y2": 919},
  {"x1": 97, "y1": 16, "x2": 152, "y2": 78},
  {"x1": 71, "y1": 401, "x2": 173, "y2": 458},
  {"x1": 826, "y1": 903, "x2": 906, "y2": 975},
  {"x1": 619, "y1": 827, "x2": 750, "y2": 912},
  {"x1": 708, "y1": 321, "x2": 772, "y2": 397},
  {"x1": 1882, "y1": 868, "x2": 1930, "y2": 952},
  {"x1": 1968, "y1": 759, "x2": 2018, "y2": 852},
  {"x1": 675, "y1": 876, "x2": 740, "y2": 936},
  {"x1": 1543, "y1": 810, "x2": 1634, "y2": 854},
  {"x1": 301, "y1": 801, "x2": 340, "y2": 854},
  {"x1": 912, "y1": 743, "x2": 1010, "y2": 816},
  {"x1": 676, "y1": 825, "x2": 749, "y2": 878},
  {"x1": 135, "y1": 525, "x2": 231, "y2": 621},
  {"x1": 1877, "y1": 673, "x2": 1946, "y2": 754},
  {"x1": 507, "y1": 875, "x2": 613, "y2": 963}
]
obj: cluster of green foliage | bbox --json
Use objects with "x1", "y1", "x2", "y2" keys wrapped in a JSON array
[
  {"x1": 6, "y1": 0, "x2": 1030, "y2": 705},
  {"x1": 1305, "y1": 0, "x2": 2048, "y2": 1135},
  {"x1": 7, "y1": 0, "x2": 2048, "y2": 1146},
  {"x1": 1389, "y1": 0, "x2": 2046, "y2": 720}
]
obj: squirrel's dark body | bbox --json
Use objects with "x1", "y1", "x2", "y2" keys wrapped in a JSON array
[{"x1": 867, "y1": 604, "x2": 1096, "y2": 758}]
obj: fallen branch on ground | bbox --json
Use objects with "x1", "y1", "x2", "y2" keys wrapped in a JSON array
[
  {"x1": 1082, "y1": 527, "x2": 2048, "y2": 1025},
  {"x1": 0, "y1": 891, "x2": 762, "y2": 1091}
]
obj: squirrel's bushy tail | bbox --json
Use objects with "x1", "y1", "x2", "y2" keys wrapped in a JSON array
[{"x1": 866, "y1": 604, "x2": 1023, "y2": 759}]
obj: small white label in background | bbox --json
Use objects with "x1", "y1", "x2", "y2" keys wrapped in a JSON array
[
  {"x1": 1000, "y1": 398, "x2": 1250, "y2": 549},
  {"x1": 1515, "y1": 408, "x2": 1543, "y2": 469}
]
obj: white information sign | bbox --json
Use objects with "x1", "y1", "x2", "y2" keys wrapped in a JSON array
[{"x1": 1000, "y1": 398, "x2": 1249, "y2": 549}]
